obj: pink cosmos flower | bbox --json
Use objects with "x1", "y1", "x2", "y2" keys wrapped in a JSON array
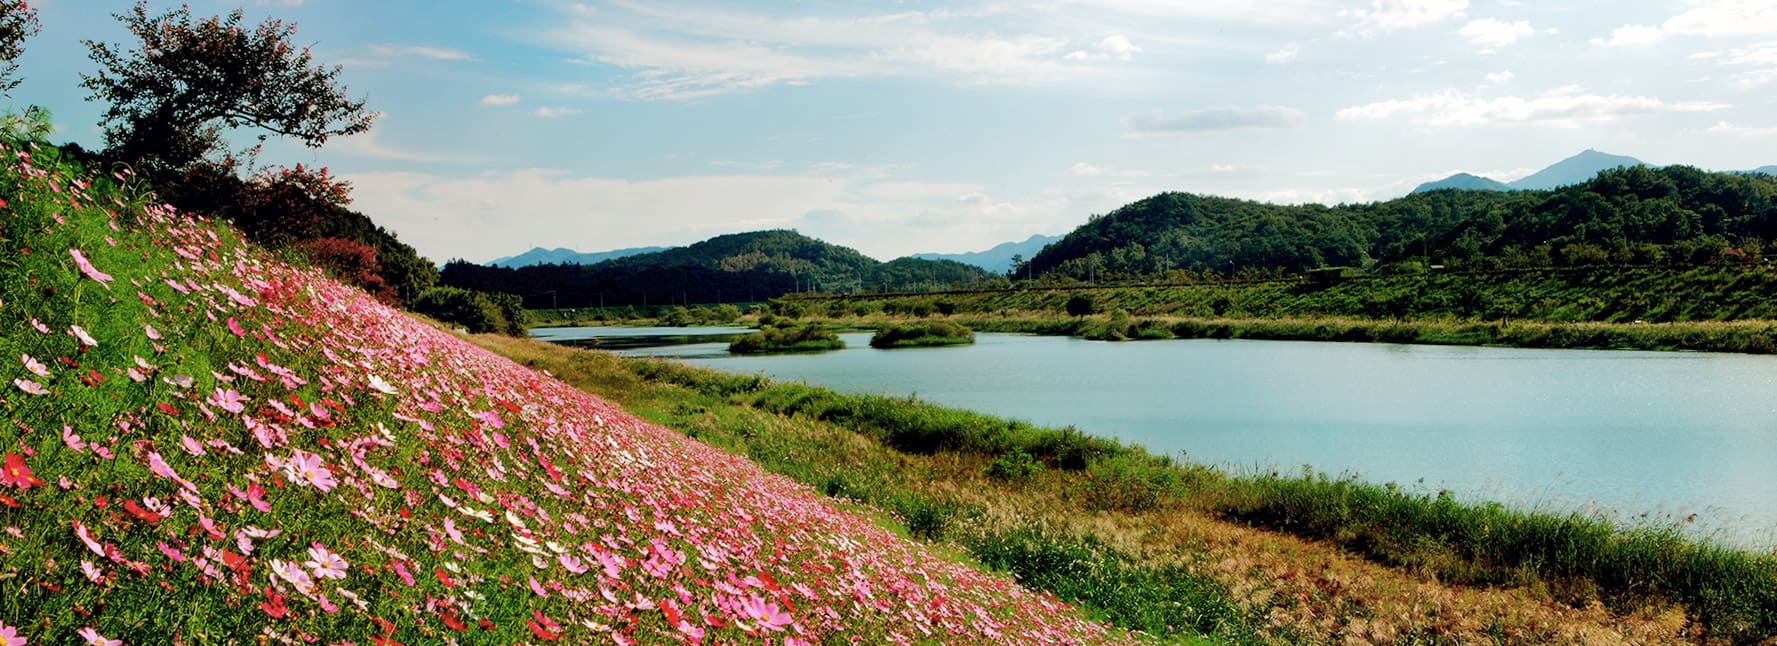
[
  {"x1": 20, "y1": 354, "x2": 48, "y2": 378},
  {"x1": 305, "y1": 543, "x2": 348, "y2": 580},
  {"x1": 144, "y1": 324, "x2": 162, "y2": 340},
  {"x1": 284, "y1": 450, "x2": 337, "y2": 492},
  {"x1": 68, "y1": 325, "x2": 98, "y2": 347},
  {"x1": 61, "y1": 427, "x2": 86, "y2": 452},
  {"x1": 77, "y1": 627, "x2": 119, "y2": 646},
  {"x1": 740, "y1": 594, "x2": 793, "y2": 632},
  {"x1": 558, "y1": 553, "x2": 589, "y2": 574},
  {"x1": 0, "y1": 619, "x2": 23, "y2": 646},
  {"x1": 209, "y1": 388, "x2": 248, "y2": 414},
  {"x1": 272, "y1": 559, "x2": 315, "y2": 595},
  {"x1": 147, "y1": 452, "x2": 180, "y2": 481},
  {"x1": 12, "y1": 379, "x2": 47, "y2": 396},
  {"x1": 69, "y1": 249, "x2": 113, "y2": 288},
  {"x1": 227, "y1": 317, "x2": 245, "y2": 337}
]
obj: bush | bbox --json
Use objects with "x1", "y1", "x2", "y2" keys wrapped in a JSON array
[
  {"x1": 410, "y1": 286, "x2": 526, "y2": 336},
  {"x1": 985, "y1": 448, "x2": 1042, "y2": 483},
  {"x1": 728, "y1": 324, "x2": 843, "y2": 354},
  {"x1": 870, "y1": 321, "x2": 974, "y2": 348},
  {"x1": 1065, "y1": 294, "x2": 1095, "y2": 317}
]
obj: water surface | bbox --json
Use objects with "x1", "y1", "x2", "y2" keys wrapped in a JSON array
[{"x1": 553, "y1": 328, "x2": 1777, "y2": 546}]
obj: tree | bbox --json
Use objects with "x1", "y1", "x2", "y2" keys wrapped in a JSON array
[
  {"x1": 0, "y1": 1, "x2": 39, "y2": 97},
  {"x1": 1065, "y1": 294, "x2": 1095, "y2": 317},
  {"x1": 80, "y1": 2, "x2": 376, "y2": 171}
]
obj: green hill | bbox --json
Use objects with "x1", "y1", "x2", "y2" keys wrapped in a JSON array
[
  {"x1": 440, "y1": 229, "x2": 996, "y2": 309},
  {"x1": 1029, "y1": 165, "x2": 1777, "y2": 281},
  {"x1": 0, "y1": 138, "x2": 1120, "y2": 642}
]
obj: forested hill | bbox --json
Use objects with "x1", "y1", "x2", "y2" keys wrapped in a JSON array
[
  {"x1": 441, "y1": 229, "x2": 994, "y2": 309},
  {"x1": 1028, "y1": 165, "x2": 1777, "y2": 281}
]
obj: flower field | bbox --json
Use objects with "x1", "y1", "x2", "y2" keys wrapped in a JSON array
[{"x1": 0, "y1": 139, "x2": 1128, "y2": 644}]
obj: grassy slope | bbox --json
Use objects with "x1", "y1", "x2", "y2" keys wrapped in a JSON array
[
  {"x1": 0, "y1": 140, "x2": 1124, "y2": 643},
  {"x1": 472, "y1": 335, "x2": 1773, "y2": 644}
]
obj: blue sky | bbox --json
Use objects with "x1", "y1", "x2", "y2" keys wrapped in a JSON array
[{"x1": 12, "y1": 0, "x2": 1777, "y2": 263}]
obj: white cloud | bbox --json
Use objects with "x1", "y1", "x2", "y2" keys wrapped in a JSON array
[
  {"x1": 1124, "y1": 106, "x2": 1307, "y2": 135},
  {"x1": 1590, "y1": 24, "x2": 1664, "y2": 47},
  {"x1": 325, "y1": 129, "x2": 488, "y2": 164},
  {"x1": 533, "y1": 106, "x2": 581, "y2": 118},
  {"x1": 1707, "y1": 121, "x2": 1777, "y2": 136},
  {"x1": 480, "y1": 94, "x2": 521, "y2": 106},
  {"x1": 1265, "y1": 45, "x2": 1300, "y2": 64},
  {"x1": 1593, "y1": 0, "x2": 1777, "y2": 47},
  {"x1": 367, "y1": 44, "x2": 474, "y2": 61},
  {"x1": 1484, "y1": 70, "x2": 1514, "y2": 84},
  {"x1": 1459, "y1": 18, "x2": 1534, "y2": 49},
  {"x1": 1345, "y1": 0, "x2": 1469, "y2": 36},
  {"x1": 1065, "y1": 34, "x2": 1142, "y2": 62},
  {"x1": 1337, "y1": 87, "x2": 1729, "y2": 127},
  {"x1": 1071, "y1": 162, "x2": 1104, "y2": 176},
  {"x1": 1712, "y1": 43, "x2": 1777, "y2": 88},
  {"x1": 539, "y1": 3, "x2": 1145, "y2": 100}
]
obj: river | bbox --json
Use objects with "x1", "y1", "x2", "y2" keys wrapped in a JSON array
[{"x1": 539, "y1": 327, "x2": 1777, "y2": 547}]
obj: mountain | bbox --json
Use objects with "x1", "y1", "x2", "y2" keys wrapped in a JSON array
[
  {"x1": 1743, "y1": 165, "x2": 1777, "y2": 177},
  {"x1": 1506, "y1": 149, "x2": 1645, "y2": 190},
  {"x1": 911, "y1": 234, "x2": 1061, "y2": 274},
  {"x1": 1027, "y1": 164, "x2": 1777, "y2": 280},
  {"x1": 487, "y1": 245, "x2": 666, "y2": 268},
  {"x1": 443, "y1": 230, "x2": 996, "y2": 308},
  {"x1": 1411, "y1": 150, "x2": 1646, "y2": 194},
  {"x1": 1409, "y1": 172, "x2": 1511, "y2": 194}
]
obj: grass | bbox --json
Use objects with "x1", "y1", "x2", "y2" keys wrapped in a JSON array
[
  {"x1": 475, "y1": 332, "x2": 1775, "y2": 643},
  {"x1": 869, "y1": 320, "x2": 976, "y2": 348}
]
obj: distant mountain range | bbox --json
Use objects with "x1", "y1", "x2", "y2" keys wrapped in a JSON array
[
  {"x1": 487, "y1": 246, "x2": 668, "y2": 268},
  {"x1": 1412, "y1": 150, "x2": 1776, "y2": 194},
  {"x1": 911, "y1": 234, "x2": 1061, "y2": 274}
]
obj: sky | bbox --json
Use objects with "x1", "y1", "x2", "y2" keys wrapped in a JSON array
[{"x1": 11, "y1": 0, "x2": 1777, "y2": 263}]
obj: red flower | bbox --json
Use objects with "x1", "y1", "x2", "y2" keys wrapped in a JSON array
[
  {"x1": 1, "y1": 453, "x2": 43, "y2": 489},
  {"x1": 123, "y1": 500, "x2": 163, "y2": 524},
  {"x1": 439, "y1": 609, "x2": 468, "y2": 632},
  {"x1": 434, "y1": 566, "x2": 454, "y2": 588},
  {"x1": 527, "y1": 610, "x2": 562, "y2": 641},
  {"x1": 260, "y1": 589, "x2": 288, "y2": 619},
  {"x1": 156, "y1": 402, "x2": 179, "y2": 416}
]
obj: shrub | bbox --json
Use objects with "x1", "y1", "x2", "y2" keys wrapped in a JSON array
[
  {"x1": 410, "y1": 286, "x2": 526, "y2": 336},
  {"x1": 1065, "y1": 294, "x2": 1095, "y2": 317},
  {"x1": 985, "y1": 448, "x2": 1042, "y2": 483},
  {"x1": 870, "y1": 321, "x2": 974, "y2": 348},
  {"x1": 729, "y1": 324, "x2": 843, "y2": 354}
]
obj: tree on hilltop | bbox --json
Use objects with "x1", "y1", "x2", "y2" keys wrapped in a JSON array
[
  {"x1": 80, "y1": 1, "x2": 376, "y2": 171},
  {"x1": 0, "y1": 1, "x2": 39, "y2": 97}
]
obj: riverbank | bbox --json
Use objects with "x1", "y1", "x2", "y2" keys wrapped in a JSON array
[{"x1": 471, "y1": 333, "x2": 1773, "y2": 643}]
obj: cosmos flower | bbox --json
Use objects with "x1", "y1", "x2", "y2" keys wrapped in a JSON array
[{"x1": 69, "y1": 248, "x2": 113, "y2": 288}]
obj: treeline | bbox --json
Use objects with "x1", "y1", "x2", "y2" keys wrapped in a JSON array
[
  {"x1": 1029, "y1": 165, "x2": 1777, "y2": 281},
  {"x1": 441, "y1": 230, "x2": 996, "y2": 309},
  {"x1": 792, "y1": 265, "x2": 1777, "y2": 325}
]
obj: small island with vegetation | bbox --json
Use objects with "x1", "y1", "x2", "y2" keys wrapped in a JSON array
[
  {"x1": 729, "y1": 323, "x2": 845, "y2": 353},
  {"x1": 870, "y1": 320, "x2": 976, "y2": 348}
]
